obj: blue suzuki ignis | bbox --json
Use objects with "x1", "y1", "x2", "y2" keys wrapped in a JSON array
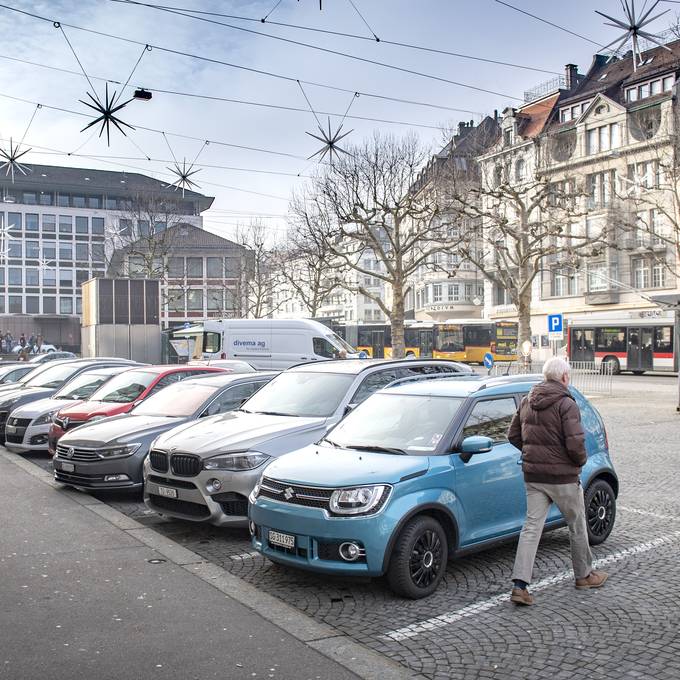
[{"x1": 249, "y1": 375, "x2": 618, "y2": 599}]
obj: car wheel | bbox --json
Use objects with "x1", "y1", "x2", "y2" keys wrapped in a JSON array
[
  {"x1": 601, "y1": 356, "x2": 620, "y2": 375},
  {"x1": 632, "y1": 370, "x2": 645, "y2": 376},
  {"x1": 585, "y1": 479, "x2": 616, "y2": 545},
  {"x1": 405, "y1": 351, "x2": 415, "y2": 358},
  {"x1": 386, "y1": 515, "x2": 447, "y2": 599}
]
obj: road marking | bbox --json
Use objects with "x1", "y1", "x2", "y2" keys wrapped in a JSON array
[
  {"x1": 382, "y1": 531, "x2": 680, "y2": 642},
  {"x1": 619, "y1": 506, "x2": 680, "y2": 522}
]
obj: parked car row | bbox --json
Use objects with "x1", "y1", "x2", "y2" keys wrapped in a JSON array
[{"x1": 2, "y1": 356, "x2": 618, "y2": 599}]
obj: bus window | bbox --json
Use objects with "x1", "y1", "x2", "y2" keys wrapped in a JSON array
[
  {"x1": 435, "y1": 326, "x2": 464, "y2": 352},
  {"x1": 595, "y1": 327, "x2": 626, "y2": 353},
  {"x1": 204, "y1": 332, "x2": 221, "y2": 354},
  {"x1": 464, "y1": 325, "x2": 492, "y2": 347},
  {"x1": 654, "y1": 326, "x2": 673, "y2": 354}
]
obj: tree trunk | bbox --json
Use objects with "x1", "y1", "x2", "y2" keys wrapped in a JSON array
[
  {"x1": 391, "y1": 280, "x2": 405, "y2": 359},
  {"x1": 517, "y1": 286, "x2": 532, "y2": 360}
]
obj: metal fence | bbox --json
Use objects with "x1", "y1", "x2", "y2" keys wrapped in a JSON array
[{"x1": 490, "y1": 360, "x2": 613, "y2": 395}]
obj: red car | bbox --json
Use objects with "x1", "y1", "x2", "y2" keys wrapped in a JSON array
[{"x1": 48, "y1": 365, "x2": 225, "y2": 453}]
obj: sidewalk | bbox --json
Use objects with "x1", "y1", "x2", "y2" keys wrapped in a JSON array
[{"x1": 0, "y1": 452, "x2": 406, "y2": 680}]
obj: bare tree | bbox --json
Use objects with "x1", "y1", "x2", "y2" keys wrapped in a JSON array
[
  {"x1": 234, "y1": 221, "x2": 287, "y2": 318},
  {"x1": 307, "y1": 132, "x2": 468, "y2": 357}
]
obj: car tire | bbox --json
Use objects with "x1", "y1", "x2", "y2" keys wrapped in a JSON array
[
  {"x1": 631, "y1": 370, "x2": 645, "y2": 376},
  {"x1": 386, "y1": 515, "x2": 447, "y2": 599},
  {"x1": 601, "y1": 356, "x2": 620, "y2": 375},
  {"x1": 585, "y1": 479, "x2": 616, "y2": 546}
]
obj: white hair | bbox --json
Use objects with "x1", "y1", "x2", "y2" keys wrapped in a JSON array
[{"x1": 542, "y1": 356, "x2": 570, "y2": 382}]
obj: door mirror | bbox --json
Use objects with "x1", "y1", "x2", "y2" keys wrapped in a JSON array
[{"x1": 458, "y1": 435, "x2": 494, "y2": 463}]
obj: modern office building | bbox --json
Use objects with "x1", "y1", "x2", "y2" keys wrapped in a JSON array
[{"x1": 0, "y1": 163, "x2": 213, "y2": 350}]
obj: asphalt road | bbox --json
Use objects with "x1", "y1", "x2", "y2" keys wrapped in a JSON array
[{"x1": 11, "y1": 375, "x2": 680, "y2": 680}]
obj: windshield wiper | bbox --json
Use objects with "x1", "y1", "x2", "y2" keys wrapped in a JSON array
[
  {"x1": 344, "y1": 444, "x2": 407, "y2": 455},
  {"x1": 322, "y1": 438, "x2": 341, "y2": 447},
  {"x1": 254, "y1": 410, "x2": 296, "y2": 416}
]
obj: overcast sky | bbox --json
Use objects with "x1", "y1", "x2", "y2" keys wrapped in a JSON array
[{"x1": 0, "y1": 0, "x2": 675, "y2": 241}]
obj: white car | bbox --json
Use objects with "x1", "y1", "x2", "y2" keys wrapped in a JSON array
[
  {"x1": 4, "y1": 365, "x2": 132, "y2": 452},
  {"x1": 188, "y1": 359, "x2": 256, "y2": 373}
]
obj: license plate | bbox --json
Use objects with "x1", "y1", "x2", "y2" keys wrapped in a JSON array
[
  {"x1": 61, "y1": 462, "x2": 75, "y2": 472},
  {"x1": 5, "y1": 425, "x2": 15, "y2": 433},
  {"x1": 268, "y1": 530, "x2": 295, "y2": 549},
  {"x1": 157, "y1": 486, "x2": 178, "y2": 499}
]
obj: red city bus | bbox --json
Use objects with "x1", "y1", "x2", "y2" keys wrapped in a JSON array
[{"x1": 567, "y1": 316, "x2": 676, "y2": 375}]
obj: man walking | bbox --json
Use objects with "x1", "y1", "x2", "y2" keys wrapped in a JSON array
[{"x1": 508, "y1": 357, "x2": 607, "y2": 605}]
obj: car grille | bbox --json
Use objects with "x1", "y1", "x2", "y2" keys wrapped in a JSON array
[
  {"x1": 147, "y1": 494, "x2": 210, "y2": 518},
  {"x1": 149, "y1": 450, "x2": 169, "y2": 473},
  {"x1": 147, "y1": 474, "x2": 196, "y2": 490},
  {"x1": 170, "y1": 454, "x2": 201, "y2": 477},
  {"x1": 5, "y1": 433, "x2": 25, "y2": 444},
  {"x1": 54, "y1": 469, "x2": 106, "y2": 485},
  {"x1": 55, "y1": 444, "x2": 100, "y2": 462},
  {"x1": 8, "y1": 417, "x2": 31, "y2": 428},
  {"x1": 259, "y1": 477, "x2": 333, "y2": 510},
  {"x1": 211, "y1": 492, "x2": 248, "y2": 517},
  {"x1": 53, "y1": 418, "x2": 86, "y2": 431}
]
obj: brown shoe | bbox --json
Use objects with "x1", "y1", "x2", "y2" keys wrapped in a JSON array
[
  {"x1": 575, "y1": 570, "x2": 609, "y2": 589},
  {"x1": 510, "y1": 588, "x2": 534, "y2": 606}
]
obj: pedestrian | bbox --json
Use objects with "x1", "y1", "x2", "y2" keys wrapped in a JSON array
[
  {"x1": 337, "y1": 349, "x2": 348, "y2": 360},
  {"x1": 507, "y1": 357, "x2": 607, "y2": 606},
  {"x1": 19, "y1": 333, "x2": 26, "y2": 348},
  {"x1": 18, "y1": 348, "x2": 29, "y2": 362},
  {"x1": 4, "y1": 332, "x2": 12, "y2": 354}
]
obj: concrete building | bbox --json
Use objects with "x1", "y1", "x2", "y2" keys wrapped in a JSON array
[{"x1": 0, "y1": 163, "x2": 212, "y2": 350}]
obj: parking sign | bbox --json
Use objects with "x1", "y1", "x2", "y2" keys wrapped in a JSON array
[{"x1": 547, "y1": 314, "x2": 564, "y2": 341}]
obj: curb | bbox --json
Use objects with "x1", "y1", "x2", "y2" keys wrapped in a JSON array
[{"x1": 1, "y1": 449, "x2": 423, "y2": 680}]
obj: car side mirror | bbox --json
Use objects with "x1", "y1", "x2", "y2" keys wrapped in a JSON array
[
  {"x1": 458, "y1": 435, "x2": 494, "y2": 463},
  {"x1": 344, "y1": 403, "x2": 357, "y2": 415}
]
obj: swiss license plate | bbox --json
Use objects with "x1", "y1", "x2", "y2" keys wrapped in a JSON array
[
  {"x1": 268, "y1": 530, "x2": 295, "y2": 549},
  {"x1": 5, "y1": 425, "x2": 16, "y2": 433},
  {"x1": 61, "y1": 462, "x2": 75, "y2": 472},
  {"x1": 157, "y1": 486, "x2": 178, "y2": 499}
]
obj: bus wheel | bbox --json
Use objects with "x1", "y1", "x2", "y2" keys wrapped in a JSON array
[{"x1": 601, "y1": 356, "x2": 620, "y2": 375}]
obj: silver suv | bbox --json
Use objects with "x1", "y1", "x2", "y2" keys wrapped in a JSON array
[{"x1": 144, "y1": 359, "x2": 472, "y2": 527}]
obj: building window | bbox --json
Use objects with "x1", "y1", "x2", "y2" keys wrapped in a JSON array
[
  {"x1": 225, "y1": 256, "x2": 241, "y2": 278},
  {"x1": 168, "y1": 257, "x2": 184, "y2": 278},
  {"x1": 206, "y1": 257, "x2": 223, "y2": 278},
  {"x1": 7, "y1": 212, "x2": 21, "y2": 230},
  {"x1": 138, "y1": 219, "x2": 150, "y2": 236},
  {"x1": 632, "y1": 258, "x2": 650, "y2": 289},
  {"x1": 586, "y1": 171, "x2": 615, "y2": 208},
  {"x1": 87, "y1": 195, "x2": 101, "y2": 209},
  {"x1": 105, "y1": 198, "x2": 117, "y2": 210},
  {"x1": 75, "y1": 243, "x2": 89, "y2": 261},
  {"x1": 551, "y1": 268, "x2": 576, "y2": 297},
  {"x1": 8, "y1": 296, "x2": 22, "y2": 313},
  {"x1": 433, "y1": 284, "x2": 442, "y2": 303},
  {"x1": 586, "y1": 123, "x2": 620, "y2": 155},
  {"x1": 60, "y1": 297, "x2": 74, "y2": 314},
  {"x1": 8, "y1": 240, "x2": 22, "y2": 258},
  {"x1": 8, "y1": 268, "x2": 22, "y2": 285},
  {"x1": 75, "y1": 216, "x2": 89, "y2": 234},
  {"x1": 26, "y1": 241, "x2": 40, "y2": 259},
  {"x1": 76, "y1": 297, "x2": 82, "y2": 315},
  {"x1": 59, "y1": 215, "x2": 73, "y2": 233},
  {"x1": 186, "y1": 257, "x2": 203, "y2": 278},
  {"x1": 57, "y1": 193, "x2": 70, "y2": 207},
  {"x1": 43, "y1": 296, "x2": 56, "y2": 313},
  {"x1": 627, "y1": 161, "x2": 659, "y2": 190},
  {"x1": 72, "y1": 195, "x2": 86, "y2": 208},
  {"x1": 39, "y1": 192, "x2": 53, "y2": 206},
  {"x1": 119, "y1": 218, "x2": 133, "y2": 236},
  {"x1": 43, "y1": 244, "x2": 56, "y2": 261},
  {"x1": 207, "y1": 289, "x2": 223, "y2": 310},
  {"x1": 187, "y1": 289, "x2": 203, "y2": 311},
  {"x1": 167, "y1": 289, "x2": 185, "y2": 312},
  {"x1": 128, "y1": 256, "x2": 145, "y2": 275},
  {"x1": 42, "y1": 214, "x2": 56, "y2": 232},
  {"x1": 587, "y1": 262, "x2": 609, "y2": 292},
  {"x1": 91, "y1": 243, "x2": 105, "y2": 262},
  {"x1": 76, "y1": 270, "x2": 89, "y2": 287},
  {"x1": 91, "y1": 217, "x2": 105, "y2": 235},
  {"x1": 43, "y1": 269, "x2": 56, "y2": 287},
  {"x1": 26, "y1": 269, "x2": 39, "y2": 286},
  {"x1": 59, "y1": 269, "x2": 74, "y2": 287},
  {"x1": 626, "y1": 74, "x2": 675, "y2": 101},
  {"x1": 154, "y1": 221, "x2": 166, "y2": 233},
  {"x1": 26, "y1": 296, "x2": 39, "y2": 314},
  {"x1": 515, "y1": 159, "x2": 526, "y2": 182},
  {"x1": 652, "y1": 262, "x2": 666, "y2": 288},
  {"x1": 25, "y1": 213, "x2": 39, "y2": 231},
  {"x1": 59, "y1": 243, "x2": 73, "y2": 261}
]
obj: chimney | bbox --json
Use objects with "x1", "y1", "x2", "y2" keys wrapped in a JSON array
[{"x1": 565, "y1": 63, "x2": 578, "y2": 90}]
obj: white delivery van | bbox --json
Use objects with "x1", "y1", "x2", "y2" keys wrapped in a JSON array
[{"x1": 170, "y1": 319, "x2": 358, "y2": 370}]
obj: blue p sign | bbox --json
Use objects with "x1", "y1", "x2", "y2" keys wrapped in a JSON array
[{"x1": 548, "y1": 314, "x2": 563, "y2": 333}]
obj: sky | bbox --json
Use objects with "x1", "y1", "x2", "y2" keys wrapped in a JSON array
[{"x1": 0, "y1": 0, "x2": 677, "y2": 242}]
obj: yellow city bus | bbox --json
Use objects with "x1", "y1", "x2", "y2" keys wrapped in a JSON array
[{"x1": 336, "y1": 320, "x2": 518, "y2": 363}]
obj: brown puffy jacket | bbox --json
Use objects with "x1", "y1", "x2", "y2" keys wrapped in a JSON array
[{"x1": 507, "y1": 380, "x2": 587, "y2": 484}]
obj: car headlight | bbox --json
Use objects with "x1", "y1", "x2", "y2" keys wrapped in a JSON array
[
  {"x1": 203, "y1": 452, "x2": 270, "y2": 471},
  {"x1": 33, "y1": 411, "x2": 57, "y2": 426},
  {"x1": 97, "y1": 443, "x2": 141, "y2": 459},
  {"x1": 248, "y1": 476, "x2": 264, "y2": 504},
  {"x1": 329, "y1": 485, "x2": 390, "y2": 516}
]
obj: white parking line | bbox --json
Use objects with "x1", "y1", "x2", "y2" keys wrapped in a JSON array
[
  {"x1": 382, "y1": 531, "x2": 680, "y2": 642},
  {"x1": 619, "y1": 506, "x2": 680, "y2": 522}
]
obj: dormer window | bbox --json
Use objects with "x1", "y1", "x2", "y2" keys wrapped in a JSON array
[
  {"x1": 503, "y1": 129, "x2": 512, "y2": 146},
  {"x1": 626, "y1": 74, "x2": 675, "y2": 102},
  {"x1": 560, "y1": 100, "x2": 591, "y2": 123}
]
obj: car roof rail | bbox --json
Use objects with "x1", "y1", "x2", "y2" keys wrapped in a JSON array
[{"x1": 385, "y1": 372, "x2": 481, "y2": 389}]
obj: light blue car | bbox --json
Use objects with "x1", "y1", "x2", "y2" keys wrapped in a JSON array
[{"x1": 249, "y1": 375, "x2": 618, "y2": 599}]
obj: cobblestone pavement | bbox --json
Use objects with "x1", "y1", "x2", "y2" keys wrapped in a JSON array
[{"x1": 22, "y1": 374, "x2": 680, "y2": 679}]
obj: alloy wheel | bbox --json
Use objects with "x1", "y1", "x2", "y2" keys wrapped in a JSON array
[
  {"x1": 587, "y1": 487, "x2": 614, "y2": 537},
  {"x1": 409, "y1": 529, "x2": 443, "y2": 588}
]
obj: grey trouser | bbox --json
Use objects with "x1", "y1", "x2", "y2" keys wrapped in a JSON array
[{"x1": 511, "y1": 481, "x2": 593, "y2": 584}]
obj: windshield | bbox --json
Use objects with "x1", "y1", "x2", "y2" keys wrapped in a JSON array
[
  {"x1": 89, "y1": 370, "x2": 157, "y2": 403},
  {"x1": 325, "y1": 393, "x2": 464, "y2": 455},
  {"x1": 134, "y1": 382, "x2": 218, "y2": 417},
  {"x1": 25, "y1": 363, "x2": 82, "y2": 389},
  {"x1": 328, "y1": 332, "x2": 355, "y2": 354},
  {"x1": 242, "y1": 372, "x2": 355, "y2": 417},
  {"x1": 53, "y1": 372, "x2": 117, "y2": 401}
]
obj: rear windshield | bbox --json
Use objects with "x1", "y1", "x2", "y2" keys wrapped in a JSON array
[
  {"x1": 134, "y1": 382, "x2": 219, "y2": 417},
  {"x1": 89, "y1": 370, "x2": 157, "y2": 403},
  {"x1": 24, "y1": 363, "x2": 82, "y2": 389}
]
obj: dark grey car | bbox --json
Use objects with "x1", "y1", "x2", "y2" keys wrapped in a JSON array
[
  {"x1": 53, "y1": 371, "x2": 276, "y2": 492},
  {"x1": 0, "y1": 359, "x2": 138, "y2": 444},
  {"x1": 144, "y1": 359, "x2": 473, "y2": 527}
]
